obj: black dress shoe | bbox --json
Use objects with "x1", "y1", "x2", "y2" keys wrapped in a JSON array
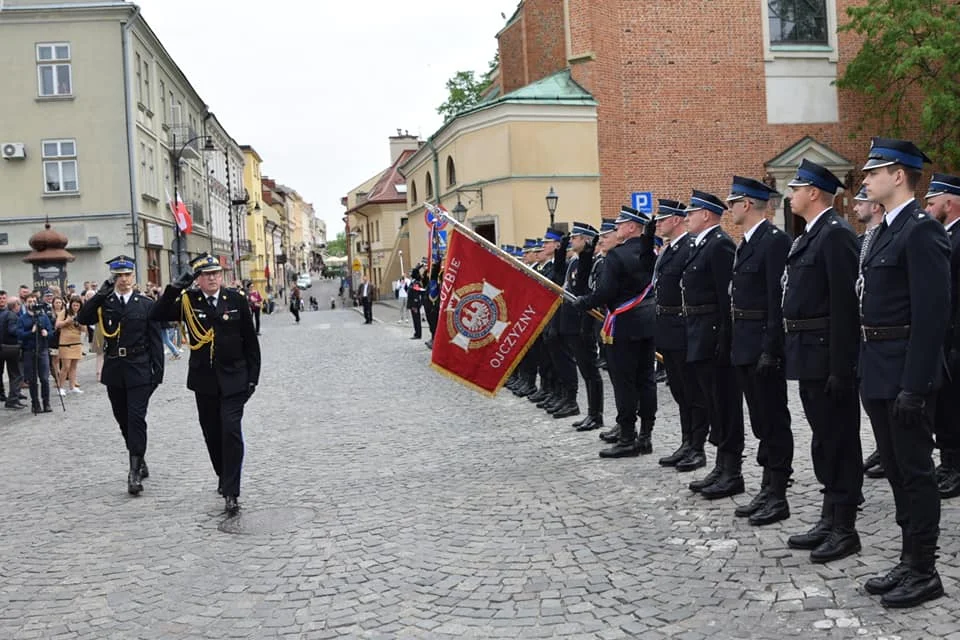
[
  {"x1": 42, "y1": 402, "x2": 53, "y2": 413},
  {"x1": 880, "y1": 568, "x2": 944, "y2": 608},
  {"x1": 575, "y1": 416, "x2": 602, "y2": 432},
  {"x1": 865, "y1": 563, "x2": 911, "y2": 595},
  {"x1": 139, "y1": 459, "x2": 149, "y2": 479},
  {"x1": 659, "y1": 443, "x2": 690, "y2": 467},
  {"x1": 938, "y1": 468, "x2": 960, "y2": 499},
  {"x1": 599, "y1": 440, "x2": 641, "y2": 458},
  {"x1": 127, "y1": 455, "x2": 144, "y2": 496},
  {"x1": 528, "y1": 389, "x2": 548, "y2": 403},
  {"x1": 552, "y1": 403, "x2": 580, "y2": 419},
  {"x1": 410, "y1": 335, "x2": 421, "y2": 340},
  {"x1": 224, "y1": 495, "x2": 240, "y2": 515},
  {"x1": 810, "y1": 529, "x2": 861, "y2": 563},
  {"x1": 865, "y1": 463, "x2": 886, "y2": 479},
  {"x1": 4, "y1": 402, "x2": 25, "y2": 410},
  {"x1": 676, "y1": 450, "x2": 707, "y2": 473},
  {"x1": 748, "y1": 498, "x2": 790, "y2": 526},
  {"x1": 863, "y1": 449, "x2": 881, "y2": 470},
  {"x1": 636, "y1": 434, "x2": 652, "y2": 455},
  {"x1": 787, "y1": 520, "x2": 832, "y2": 550},
  {"x1": 700, "y1": 474, "x2": 745, "y2": 500},
  {"x1": 734, "y1": 487, "x2": 770, "y2": 517},
  {"x1": 688, "y1": 462, "x2": 722, "y2": 492}
]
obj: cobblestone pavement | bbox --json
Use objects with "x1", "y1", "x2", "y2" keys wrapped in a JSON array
[{"x1": 1, "y1": 278, "x2": 959, "y2": 639}]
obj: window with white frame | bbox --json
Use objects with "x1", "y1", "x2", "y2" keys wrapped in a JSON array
[
  {"x1": 159, "y1": 80, "x2": 167, "y2": 125},
  {"x1": 135, "y1": 53, "x2": 143, "y2": 104},
  {"x1": 143, "y1": 58, "x2": 151, "y2": 110},
  {"x1": 37, "y1": 43, "x2": 72, "y2": 97},
  {"x1": 768, "y1": 0, "x2": 829, "y2": 45},
  {"x1": 42, "y1": 139, "x2": 78, "y2": 193}
]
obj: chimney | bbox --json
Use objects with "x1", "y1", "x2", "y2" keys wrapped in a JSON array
[{"x1": 388, "y1": 130, "x2": 420, "y2": 164}]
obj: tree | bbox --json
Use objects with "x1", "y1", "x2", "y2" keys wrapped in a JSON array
[
  {"x1": 836, "y1": 0, "x2": 960, "y2": 170},
  {"x1": 326, "y1": 231, "x2": 346, "y2": 257},
  {"x1": 436, "y1": 53, "x2": 500, "y2": 122}
]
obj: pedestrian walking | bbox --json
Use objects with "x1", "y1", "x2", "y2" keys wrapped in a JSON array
[
  {"x1": 290, "y1": 287, "x2": 301, "y2": 324},
  {"x1": 246, "y1": 283, "x2": 263, "y2": 335},
  {"x1": 75, "y1": 256, "x2": 164, "y2": 495},
  {"x1": 359, "y1": 276, "x2": 373, "y2": 324},
  {"x1": 150, "y1": 253, "x2": 261, "y2": 515}
]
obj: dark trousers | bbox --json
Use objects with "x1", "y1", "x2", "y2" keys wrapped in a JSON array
[
  {"x1": 22, "y1": 347, "x2": 50, "y2": 405},
  {"x1": 251, "y1": 308, "x2": 261, "y2": 334},
  {"x1": 195, "y1": 391, "x2": 247, "y2": 498},
  {"x1": 662, "y1": 348, "x2": 709, "y2": 448},
  {"x1": 425, "y1": 298, "x2": 439, "y2": 337},
  {"x1": 797, "y1": 380, "x2": 862, "y2": 506},
  {"x1": 691, "y1": 360, "x2": 744, "y2": 455},
  {"x1": 106, "y1": 384, "x2": 154, "y2": 456},
  {"x1": 291, "y1": 303, "x2": 301, "y2": 323},
  {"x1": 736, "y1": 364, "x2": 793, "y2": 478},
  {"x1": 361, "y1": 297, "x2": 373, "y2": 322},
  {"x1": 607, "y1": 337, "x2": 656, "y2": 430},
  {"x1": 548, "y1": 333, "x2": 579, "y2": 394},
  {"x1": 410, "y1": 305, "x2": 422, "y2": 338},
  {"x1": 1, "y1": 346, "x2": 23, "y2": 401},
  {"x1": 863, "y1": 395, "x2": 940, "y2": 544},
  {"x1": 934, "y1": 355, "x2": 960, "y2": 452},
  {"x1": 573, "y1": 332, "x2": 602, "y2": 401}
]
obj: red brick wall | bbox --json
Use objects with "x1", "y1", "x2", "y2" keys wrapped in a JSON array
[
  {"x1": 500, "y1": 1, "x2": 926, "y2": 231},
  {"x1": 498, "y1": 17, "x2": 527, "y2": 94}
]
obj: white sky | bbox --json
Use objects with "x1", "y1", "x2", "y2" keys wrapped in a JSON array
[{"x1": 135, "y1": 0, "x2": 518, "y2": 236}]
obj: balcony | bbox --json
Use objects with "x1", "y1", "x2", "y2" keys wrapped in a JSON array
[
  {"x1": 168, "y1": 124, "x2": 202, "y2": 160},
  {"x1": 238, "y1": 239, "x2": 253, "y2": 255}
]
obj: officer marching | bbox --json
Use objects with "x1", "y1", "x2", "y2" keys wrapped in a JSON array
[
  {"x1": 859, "y1": 139, "x2": 950, "y2": 608},
  {"x1": 726, "y1": 177, "x2": 793, "y2": 525},
  {"x1": 76, "y1": 255, "x2": 164, "y2": 495},
  {"x1": 151, "y1": 254, "x2": 261, "y2": 515}
]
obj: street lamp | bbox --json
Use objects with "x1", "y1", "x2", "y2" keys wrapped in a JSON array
[
  {"x1": 451, "y1": 195, "x2": 468, "y2": 223},
  {"x1": 171, "y1": 134, "x2": 216, "y2": 276},
  {"x1": 545, "y1": 186, "x2": 559, "y2": 228}
]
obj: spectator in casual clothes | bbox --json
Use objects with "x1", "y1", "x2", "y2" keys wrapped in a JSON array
[
  {"x1": 247, "y1": 284, "x2": 263, "y2": 335},
  {"x1": 55, "y1": 295, "x2": 85, "y2": 394},
  {"x1": 1, "y1": 297, "x2": 26, "y2": 409},
  {"x1": 18, "y1": 294, "x2": 53, "y2": 414}
]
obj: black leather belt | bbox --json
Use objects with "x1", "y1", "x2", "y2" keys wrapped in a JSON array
[
  {"x1": 861, "y1": 325, "x2": 910, "y2": 341},
  {"x1": 783, "y1": 317, "x2": 829, "y2": 332},
  {"x1": 733, "y1": 308, "x2": 767, "y2": 321},
  {"x1": 105, "y1": 343, "x2": 147, "y2": 358},
  {"x1": 683, "y1": 304, "x2": 718, "y2": 317},
  {"x1": 657, "y1": 305, "x2": 683, "y2": 316}
]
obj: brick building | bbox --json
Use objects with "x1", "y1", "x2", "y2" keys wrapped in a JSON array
[{"x1": 494, "y1": 0, "x2": 881, "y2": 235}]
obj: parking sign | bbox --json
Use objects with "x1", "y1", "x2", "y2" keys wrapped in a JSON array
[{"x1": 631, "y1": 191, "x2": 654, "y2": 214}]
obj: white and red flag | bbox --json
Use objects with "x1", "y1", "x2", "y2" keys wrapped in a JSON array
[{"x1": 166, "y1": 188, "x2": 193, "y2": 234}]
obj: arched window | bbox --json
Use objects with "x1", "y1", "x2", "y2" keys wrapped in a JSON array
[
  {"x1": 446, "y1": 156, "x2": 457, "y2": 187},
  {"x1": 425, "y1": 172, "x2": 434, "y2": 199},
  {"x1": 409, "y1": 180, "x2": 418, "y2": 206}
]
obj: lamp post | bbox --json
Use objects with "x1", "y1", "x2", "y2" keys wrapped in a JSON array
[
  {"x1": 451, "y1": 195, "x2": 468, "y2": 223},
  {"x1": 545, "y1": 186, "x2": 559, "y2": 228},
  {"x1": 171, "y1": 134, "x2": 216, "y2": 276}
]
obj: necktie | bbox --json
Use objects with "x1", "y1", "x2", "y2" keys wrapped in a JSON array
[
  {"x1": 207, "y1": 295, "x2": 216, "y2": 310},
  {"x1": 118, "y1": 295, "x2": 126, "y2": 309}
]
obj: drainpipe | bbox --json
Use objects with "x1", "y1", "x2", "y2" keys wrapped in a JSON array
[
  {"x1": 428, "y1": 138, "x2": 440, "y2": 205},
  {"x1": 121, "y1": 4, "x2": 142, "y2": 281}
]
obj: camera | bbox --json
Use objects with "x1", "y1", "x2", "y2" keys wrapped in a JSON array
[{"x1": 27, "y1": 301, "x2": 51, "y2": 313}]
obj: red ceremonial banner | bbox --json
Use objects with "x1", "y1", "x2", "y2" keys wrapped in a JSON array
[{"x1": 430, "y1": 226, "x2": 562, "y2": 396}]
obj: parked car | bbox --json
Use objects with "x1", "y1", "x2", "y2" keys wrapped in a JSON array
[{"x1": 296, "y1": 274, "x2": 312, "y2": 289}]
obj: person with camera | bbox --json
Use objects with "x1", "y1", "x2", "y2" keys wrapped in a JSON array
[
  {"x1": 17, "y1": 293, "x2": 54, "y2": 414},
  {"x1": 76, "y1": 256, "x2": 164, "y2": 496},
  {"x1": 150, "y1": 254, "x2": 261, "y2": 515}
]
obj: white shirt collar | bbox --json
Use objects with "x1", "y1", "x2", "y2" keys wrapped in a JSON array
[
  {"x1": 743, "y1": 219, "x2": 765, "y2": 243},
  {"x1": 946, "y1": 218, "x2": 960, "y2": 232},
  {"x1": 884, "y1": 198, "x2": 915, "y2": 227},
  {"x1": 805, "y1": 207, "x2": 832, "y2": 232},
  {"x1": 695, "y1": 224, "x2": 720, "y2": 246},
  {"x1": 669, "y1": 231, "x2": 688, "y2": 247},
  {"x1": 204, "y1": 289, "x2": 221, "y2": 303},
  {"x1": 116, "y1": 291, "x2": 132, "y2": 304}
]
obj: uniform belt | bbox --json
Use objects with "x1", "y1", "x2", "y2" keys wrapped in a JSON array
[
  {"x1": 783, "y1": 317, "x2": 829, "y2": 332},
  {"x1": 732, "y1": 308, "x2": 767, "y2": 321},
  {"x1": 105, "y1": 343, "x2": 147, "y2": 358},
  {"x1": 683, "y1": 304, "x2": 718, "y2": 317},
  {"x1": 657, "y1": 305, "x2": 683, "y2": 316},
  {"x1": 861, "y1": 325, "x2": 910, "y2": 341}
]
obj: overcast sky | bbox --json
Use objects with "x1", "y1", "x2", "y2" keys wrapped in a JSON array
[{"x1": 135, "y1": 0, "x2": 518, "y2": 236}]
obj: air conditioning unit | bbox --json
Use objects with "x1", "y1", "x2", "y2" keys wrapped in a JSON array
[{"x1": 1, "y1": 143, "x2": 26, "y2": 160}]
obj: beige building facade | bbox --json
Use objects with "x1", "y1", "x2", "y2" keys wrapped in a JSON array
[
  {"x1": 399, "y1": 71, "x2": 601, "y2": 267},
  {"x1": 0, "y1": 0, "x2": 225, "y2": 289}
]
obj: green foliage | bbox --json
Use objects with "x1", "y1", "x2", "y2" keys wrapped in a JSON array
[
  {"x1": 837, "y1": 0, "x2": 960, "y2": 170},
  {"x1": 326, "y1": 231, "x2": 346, "y2": 257},
  {"x1": 436, "y1": 53, "x2": 499, "y2": 122}
]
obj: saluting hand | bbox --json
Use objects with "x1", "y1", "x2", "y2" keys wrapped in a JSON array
[
  {"x1": 96, "y1": 278, "x2": 115, "y2": 297},
  {"x1": 173, "y1": 270, "x2": 196, "y2": 290}
]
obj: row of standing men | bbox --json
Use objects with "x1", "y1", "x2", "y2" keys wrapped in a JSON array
[{"x1": 504, "y1": 137, "x2": 960, "y2": 610}]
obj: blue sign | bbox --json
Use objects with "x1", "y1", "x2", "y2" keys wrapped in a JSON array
[{"x1": 631, "y1": 191, "x2": 653, "y2": 214}]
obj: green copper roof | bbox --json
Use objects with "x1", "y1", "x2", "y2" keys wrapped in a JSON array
[{"x1": 475, "y1": 69, "x2": 596, "y2": 110}]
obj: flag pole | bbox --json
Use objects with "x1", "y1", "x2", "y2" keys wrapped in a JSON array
[{"x1": 423, "y1": 203, "x2": 604, "y2": 321}]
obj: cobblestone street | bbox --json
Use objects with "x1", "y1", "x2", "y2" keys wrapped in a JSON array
[{"x1": 1, "y1": 279, "x2": 958, "y2": 639}]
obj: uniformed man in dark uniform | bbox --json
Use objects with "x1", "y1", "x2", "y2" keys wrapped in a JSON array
[
  {"x1": 532, "y1": 230, "x2": 564, "y2": 413},
  {"x1": 572, "y1": 224, "x2": 611, "y2": 432},
  {"x1": 681, "y1": 191, "x2": 744, "y2": 499},
  {"x1": 574, "y1": 206, "x2": 657, "y2": 458},
  {"x1": 859, "y1": 140, "x2": 950, "y2": 607},
  {"x1": 592, "y1": 220, "x2": 625, "y2": 442},
  {"x1": 726, "y1": 177, "x2": 793, "y2": 525},
  {"x1": 780, "y1": 159, "x2": 862, "y2": 563},
  {"x1": 925, "y1": 173, "x2": 960, "y2": 499},
  {"x1": 561, "y1": 222, "x2": 602, "y2": 426},
  {"x1": 653, "y1": 199, "x2": 709, "y2": 471},
  {"x1": 853, "y1": 185, "x2": 887, "y2": 481},
  {"x1": 510, "y1": 240, "x2": 544, "y2": 398},
  {"x1": 151, "y1": 254, "x2": 261, "y2": 515},
  {"x1": 76, "y1": 256, "x2": 164, "y2": 495}
]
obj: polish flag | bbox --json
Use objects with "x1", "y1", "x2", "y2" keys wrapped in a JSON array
[{"x1": 166, "y1": 189, "x2": 193, "y2": 234}]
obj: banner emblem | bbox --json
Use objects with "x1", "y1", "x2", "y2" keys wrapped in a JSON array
[{"x1": 447, "y1": 281, "x2": 509, "y2": 351}]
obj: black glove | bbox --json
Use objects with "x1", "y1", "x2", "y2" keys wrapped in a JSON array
[
  {"x1": 824, "y1": 375, "x2": 854, "y2": 400},
  {"x1": 714, "y1": 329, "x2": 731, "y2": 366},
  {"x1": 755, "y1": 352, "x2": 781, "y2": 377},
  {"x1": 96, "y1": 278, "x2": 115, "y2": 297},
  {"x1": 644, "y1": 218, "x2": 656, "y2": 237},
  {"x1": 893, "y1": 390, "x2": 926, "y2": 428},
  {"x1": 247, "y1": 382, "x2": 257, "y2": 399},
  {"x1": 571, "y1": 296, "x2": 588, "y2": 310},
  {"x1": 174, "y1": 270, "x2": 196, "y2": 290}
]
